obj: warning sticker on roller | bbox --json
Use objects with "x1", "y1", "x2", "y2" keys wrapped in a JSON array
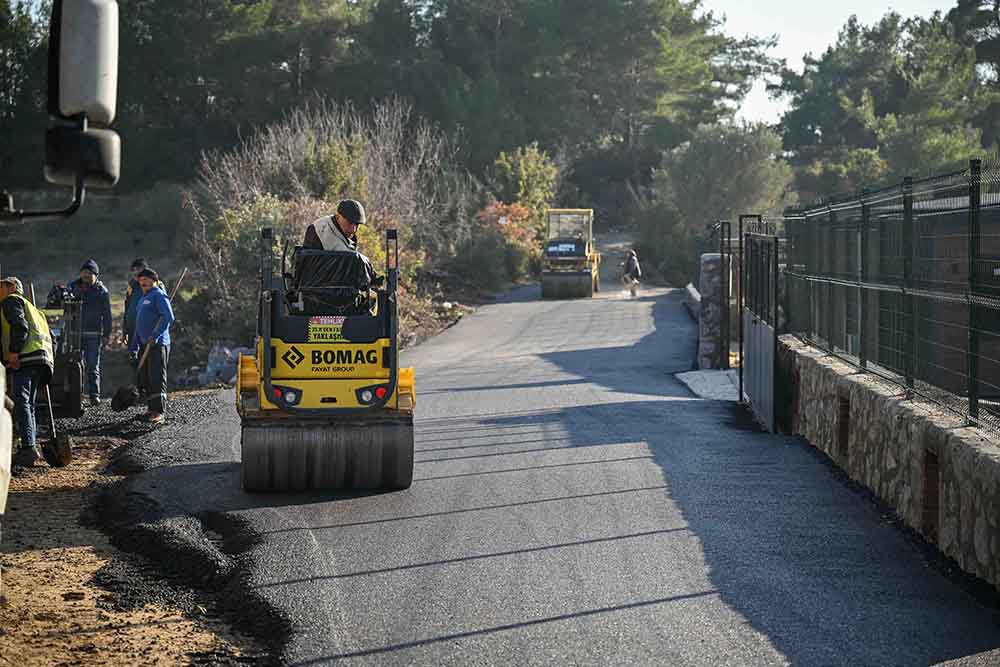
[{"x1": 308, "y1": 316, "x2": 346, "y2": 343}]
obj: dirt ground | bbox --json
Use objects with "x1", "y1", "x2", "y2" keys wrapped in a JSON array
[{"x1": 0, "y1": 437, "x2": 262, "y2": 666}]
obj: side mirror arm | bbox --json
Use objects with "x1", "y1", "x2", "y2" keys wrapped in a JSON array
[{"x1": 0, "y1": 175, "x2": 85, "y2": 222}]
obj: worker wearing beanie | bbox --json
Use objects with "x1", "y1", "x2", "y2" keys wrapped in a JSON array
[{"x1": 70, "y1": 258, "x2": 113, "y2": 405}]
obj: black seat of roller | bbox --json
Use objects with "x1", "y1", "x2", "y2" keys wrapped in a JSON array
[{"x1": 290, "y1": 248, "x2": 374, "y2": 316}]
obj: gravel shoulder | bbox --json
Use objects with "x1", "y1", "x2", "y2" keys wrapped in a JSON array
[{"x1": 0, "y1": 397, "x2": 265, "y2": 666}]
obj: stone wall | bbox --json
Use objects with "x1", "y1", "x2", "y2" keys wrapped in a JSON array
[
  {"x1": 698, "y1": 253, "x2": 724, "y2": 369},
  {"x1": 778, "y1": 335, "x2": 1000, "y2": 589}
]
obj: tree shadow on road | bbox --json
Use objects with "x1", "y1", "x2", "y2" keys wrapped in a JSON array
[
  {"x1": 94, "y1": 285, "x2": 1000, "y2": 665},
  {"x1": 535, "y1": 288, "x2": 696, "y2": 399},
  {"x1": 473, "y1": 397, "x2": 1000, "y2": 666}
]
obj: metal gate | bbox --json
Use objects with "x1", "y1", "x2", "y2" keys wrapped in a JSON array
[{"x1": 740, "y1": 226, "x2": 780, "y2": 432}]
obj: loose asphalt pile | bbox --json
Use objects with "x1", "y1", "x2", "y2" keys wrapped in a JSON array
[
  {"x1": 47, "y1": 390, "x2": 291, "y2": 664},
  {"x1": 54, "y1": 389, "x2": 235, "y2": 474}
]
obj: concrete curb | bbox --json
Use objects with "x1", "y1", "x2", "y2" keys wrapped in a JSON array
[
  {"x1": 683, "y1": 282, "x2": 700, "y2": 321},
  {"x1": 675, "y1": 369, "x2": 739, "y2": 401}
]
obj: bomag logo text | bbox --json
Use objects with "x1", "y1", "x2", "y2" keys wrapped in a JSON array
[{"x1": 312, "y1": 349, "x2": 378, "y2": 365}]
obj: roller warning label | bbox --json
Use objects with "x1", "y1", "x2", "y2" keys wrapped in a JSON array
[{"x1": 308, "y1": 316, "x2": 346, "y2": 343}]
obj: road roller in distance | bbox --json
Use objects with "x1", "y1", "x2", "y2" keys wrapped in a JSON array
[
  {"x1": 236, "y1": 227, "x2": 416, "y2": 492},
  {"x1": 540, "y1": 208, "x2": 600, "y2": 299}
]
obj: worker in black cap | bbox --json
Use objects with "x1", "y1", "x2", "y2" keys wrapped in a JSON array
[
  {"x1": 70, "y1": 258, "x2": 113, "y2": 405},
  {"x1": 129, "y1": 267, "x2": 174, "y2": 424},
  {"x1": 303, "y1": 199, "x2": 366, "y2": 251}
]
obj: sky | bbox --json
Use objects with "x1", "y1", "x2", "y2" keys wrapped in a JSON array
[{"x1": 699, "y1": 0, "x2": 956, "y2": 124}]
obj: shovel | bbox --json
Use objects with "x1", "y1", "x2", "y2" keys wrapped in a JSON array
[
  {"x1": 16, "y1": 283, "x2": 73, "y2": 466},
  {"x1": 111, "y1": 341, "x2": 153, "y2": 413},
  {"x1": 41, "y1": 384, "x2": 72, "y2": 467}
]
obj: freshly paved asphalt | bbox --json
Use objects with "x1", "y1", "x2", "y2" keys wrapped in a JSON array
[{"x1": 120, "y1": 280, "x2": 1000, "y2": 666}]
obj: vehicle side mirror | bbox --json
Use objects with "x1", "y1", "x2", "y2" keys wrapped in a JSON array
[
  {"x1": 45, "y1": 125, "x2": 120, "y2": 188},
  {"x1": 45, "y1": 0, "x2": 120, "y2": 189},
  {"x1": 48, "y1": 0, "x2": 118, "y2": 125}
]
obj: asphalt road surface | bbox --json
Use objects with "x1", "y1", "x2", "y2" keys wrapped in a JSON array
[{"x1": 120, "y1": 282, "x2": 1000, "y2": 666}]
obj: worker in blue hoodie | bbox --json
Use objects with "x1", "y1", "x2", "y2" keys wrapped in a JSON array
[
  {"x1": 70, "y1": 259, "x2": 113, "y2": 405},
  {"x1": 130, "y1": 268, "x2": 174, "y2": 423}
]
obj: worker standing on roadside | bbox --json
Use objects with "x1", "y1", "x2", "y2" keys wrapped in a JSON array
[
  {"x1": 71, "y1": 259, "x2": 113, "y2": 405},
  {"x1": 122, "y1": 258, "x2": 147, "y2": 349},
  {"x1": 1, "y1": 277, "x2": 54, "y2": 467},
  {"x1": 130, "y1": 268, "x2": 174, "y2": 424}
]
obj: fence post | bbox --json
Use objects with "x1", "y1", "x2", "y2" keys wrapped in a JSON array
[
  {"x1": 738, "y1": 215, "x2": 745, "y2": 403},
  {"x1": 811, "y1": 213, "x2": 819, "y2": 347},
  {"x1": 860, "y1": 190, "x2": 869, "y2": 369},
  {"x1": 828, "y1": 206, "x2": 838, "y2": 348},
  {"x1": 720, "y1": 221, "x2": 730, "y2": 370},
  {"x1": 773, "y1": 233, "x2": 780, "y2": 430},
  {"x1": 782, "y1": 220, "x2": 791, "y2": 335},
  {"x1": 903, "y1": 176, "x2": 915, "y2": 393},
  {"x1": 968, "y1": 159, "x2": 982, "y2": 422}
]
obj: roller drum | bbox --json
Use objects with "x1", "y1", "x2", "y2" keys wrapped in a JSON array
[
  {"x1": 541, "y1": 272, "x2": 594, "y2": 299},
  {"x1": 241, "y1": 415, "x2": 414, "y2": 492}
]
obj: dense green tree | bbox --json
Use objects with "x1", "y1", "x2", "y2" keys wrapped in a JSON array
[
  {"x1": 655, "y1": 123, "x2": 794, "y2": 229},
  {"x1": 949, "y1": 0, "x2": 1000, "y2": 145},
  {"x1": 116, "y1": 0, "x2": 271, "y2": 184},
  {"x1": 1, "y1": 0, "x2": 773, "y2": 203},
  {"x1": 639, "y1": 123, "x2": 794, "y2": 284},
  {"x1": 773, "y1": 11, "x2": 994, "y2": 200},
  {"x1": 0, "y1": 0, "x2": 47, "y2": 188},
  {"x1": 491, "y1": 142, "x2": 558, "y2": 237}
]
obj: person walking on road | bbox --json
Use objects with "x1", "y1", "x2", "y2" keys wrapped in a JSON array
[
  {"x1": 622, "y1": 249, "x2": 641, "y2": 297},
  {"x1": 71, "y1": 259, "x2": 113, "y2": 405},
  {"x1": 129, "y1": 268, "x2": 175, "y2": 424},
  {"x1": 1, "y1": 277, "x2": 54, "y2": 467}
]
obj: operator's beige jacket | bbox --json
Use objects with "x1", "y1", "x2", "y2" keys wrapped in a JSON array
[{"x1": 305, "y1": 216, "x2": 355, "y2": 252}]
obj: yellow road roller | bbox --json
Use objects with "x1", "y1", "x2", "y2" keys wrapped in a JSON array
[
  {"x1": 236, "y1": 228, "x2": 416, "y2": 492},
  {"x1": 540, "y1": 208, "x2": 600, "y2": 299}
]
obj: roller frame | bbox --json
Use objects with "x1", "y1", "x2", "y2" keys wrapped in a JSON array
[{"x1": 240, "y1": 228, "x2": 414, "y2": 493}]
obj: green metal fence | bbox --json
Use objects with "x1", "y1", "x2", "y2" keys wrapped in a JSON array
[{"x1": 783, "y1": 158, "x2": 1000, "y2": 434}]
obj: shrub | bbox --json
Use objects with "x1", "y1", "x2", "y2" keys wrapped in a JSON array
[
  {"x1": 449, "y1": 202, "x2": 539, "y2": 288},
  {"x1": 451, "y1": 233, "x2": 510, "y2": 291},
  {"x1": 186, "y1": 99, "x2": 479, "y2": 349},
  {"x1": 491, "y1": 143, "x2": 558, "y2": 239}
]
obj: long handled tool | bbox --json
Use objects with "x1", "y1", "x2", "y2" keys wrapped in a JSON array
[
  {"x1": 41, "y1": 384, "x2": 72, "y2": 467},
  {"x1": 21, "y1": 283, "x2": 73, "y2": 467}
]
